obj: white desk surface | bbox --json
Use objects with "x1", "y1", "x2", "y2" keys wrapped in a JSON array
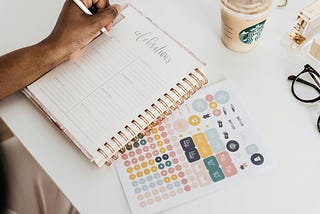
[{"x1": 1, "y1": 0, "x2": 320, "y2": 213}]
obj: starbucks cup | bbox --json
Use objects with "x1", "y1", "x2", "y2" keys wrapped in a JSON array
[{"x1": 220, "y1": 0, "x2": 272, "y2": 52}]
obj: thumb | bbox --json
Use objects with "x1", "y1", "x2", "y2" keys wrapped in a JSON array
[{"x1": 92, "y1": 4, "x2": 121, "y2": 29}]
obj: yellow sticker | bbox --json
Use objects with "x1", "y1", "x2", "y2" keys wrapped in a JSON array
[
  {"x1": 188, "y1": 115, "x2": 201, "y2": 126},
  {"x1": 192, "y1": 133, "x2": 213, "y2": 158}
]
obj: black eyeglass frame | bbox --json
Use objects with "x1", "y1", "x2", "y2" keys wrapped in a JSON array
[{"x1": 287, "y1": 64, "x2": 320, "y2": 133}]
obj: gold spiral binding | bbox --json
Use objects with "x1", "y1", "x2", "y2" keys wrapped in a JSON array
[
  {"x1": 132, "y1": 120, "x2": 144, "y2": 130},
  {"x1": 138, "y1": 115, "x2": 149, "y2": 126},
  {"x1": 195, "y1": 68, "x2": 208, "y2": 84},
  {"x1": 98, "y1": 68, "x2": 208, "y2": 166},
  {"x1": 118, "y1": 131, "x2": 129, "y2": 142},
  {"x1": 182, "y1": 78, "x2": 196, "y2": 95},
  {"x1": 188, "y1": 73, "x2": 202, "y2": 90},
  {"x1": 157, "y1": 98, "x2": 172, "y2": 115},
  {"x1": 170, "y1": 88, "x2": 184, "y2": 105},
  {"x1": 145, "y1": 109, "x2": 156, "y2": 120},
  {"x1": 176, "y1": 83, "x2": 190, "y2": 99},
  {"x1": 164, "y1": 93, "x2": 178, "y2": 110},
  {"x1": 104, "y1": 143, "x2": 118, "y2": 160},
  {"x1": 97, "y1": 149, "x2": 112, "y2": 166},
  {"x1": 151, "y1": 104, "x2": 163, "y2": 117},
  {"x1": 111, "y1": 137, "x2": 125, "y2": 154},
  {"x1": 125, "y1": 125, "x2": 136, "y2": 138}
]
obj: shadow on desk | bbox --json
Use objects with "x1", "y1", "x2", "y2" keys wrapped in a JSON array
[{"x1": 0, "y1": 117, "x2": 13, "y2": 143}]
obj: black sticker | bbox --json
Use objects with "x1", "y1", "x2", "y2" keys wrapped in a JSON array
[
  {"x1": 180, "y1": 137, "x2": 195, "y2": 151},
  {"x1": 250, "y1": 153, "x2": 264, "y2": 165},
  {"x1": 226, "y1": 140, "x2": 240, "y2": 152},
  {"x1": 185, "y1": 149, "x2": 201, "y2": 163}
]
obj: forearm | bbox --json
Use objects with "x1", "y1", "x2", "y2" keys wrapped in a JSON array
[{"x1": 0, "y1": 40, "x2": 67, "y2": 100}]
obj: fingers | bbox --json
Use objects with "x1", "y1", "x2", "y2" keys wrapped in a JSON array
[
  {"x1": 81, "y1": 0, "x2": 110, "y2": 10},
  {"x1": 91, "y1": 4, "x2": 121, "y2": 30}
]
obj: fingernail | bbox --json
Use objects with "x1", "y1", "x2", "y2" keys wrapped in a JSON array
[{"x1": 106, "y1": 23, "x2": 112, "y2": 31}]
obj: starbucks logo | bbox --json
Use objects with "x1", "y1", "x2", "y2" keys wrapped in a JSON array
[{"x1": 239, "y1": 20, "x2": 266, "y2": 44}]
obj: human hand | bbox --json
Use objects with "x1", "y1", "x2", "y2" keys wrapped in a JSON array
[{"x1": 43, "y1": 0, "x2": 120, "y2": 61}]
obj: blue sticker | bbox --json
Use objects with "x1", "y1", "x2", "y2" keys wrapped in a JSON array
[
  {"x1": 132, "y1": 181, "x2": 139, "y2": 187},
  {"x1": 192, "y1": 99, "x2": 208, "y2": 112},
  {"x1": 245, "y1": 144, "x2": 259, "y2": 155},
  {"x1": 139, "y1": 178, "x2": 146, "y2": 184},
  {"x1": 215, "y1": 90, "x2": 230, "y2": 104},
  {"x1": 149, "y1": 182, "x2": 156, "y2": 188}
]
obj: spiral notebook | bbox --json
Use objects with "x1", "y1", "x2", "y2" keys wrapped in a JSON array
[{"x1": 23, "y1": 4, "x2": 208, "y2": 167}]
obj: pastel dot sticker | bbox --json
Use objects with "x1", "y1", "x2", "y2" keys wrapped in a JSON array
[
  {"x1": 150, "y1": 143, "x2": 156, "y2": 149},
  {"x1": 163, "y1": 139, "x2": 170, "y2": 145},
  {"x1": 154, "y1": 135, "x2": 161, "y2": 140},
  {"x1": 151, "y1": 166, "x2": 158, "y2": 172},
  {"x1": 161, "y1": 170, "x2": 168, "y2": 176},
  {"x1": 137, "y1": 194, "x2": 144, "y2": 200},
  {"x1": 146, "y1": 153, "x2": 152, "y2": 159},
  {"x1": 213, "y1": 109, "x2": 221, "y2": 116},
  {"x1": 174, "y1": 181, "x2": 181, "y2": 187},
  {"x1": 151, "y1": 128, "x2": 158, "y2": 134},
  {"x1": 154, "y1": 173, "x2": 160, "y2": 179},
  {"x1": 140, "y1": 201, "x2": 146, "y2": 208},
  {"x1": 143, "y1": 146, "x2": 149, "y2": 152},
  {"x1": 124, "y1": 160, "x2": 131, "y2": 167},
  {"x1": 132, "y1": 181, "x2": 139, "y2": 187},
  {"x1": 127, "y1": 167, "x2": 133, "y2": 173},
  {"x1": 160, "y1": 147, "x2": 166, "y2": 153},
  {"x1": 122, "y1": 154, "x2": 128, "y2": 160},
  {"x1": 157, "y1": 141, "x2": 163, "y2": 147},
  {"x1": 149, "y1": 182, "x2": 156, "y2": 188},
  {"x1": 172, "y1": 158, "x2": 179, "y2": 164},
  {"x1": 141, "y1": 162, "x2": 148, "y2": 168},
  {"x1": 166, "y1": 145, "x2": 173, "y2": 151},
  {"x1": 134, "y1": 165, "x2": 140, "y2": 171},
  {"x1": 139, "y1": 178, "x2": 146, "y2": 184},
  {"x1": 129, "y1": 151, "x2": 135, "y2": 157},
  {"x1": 155, "y1": 196, "x2": 161, "y2": 202},
  {"x1": 214, "y1": 90, "x2": 230, "y2": 104},
  {"x1": 148, "y1": 199, "x2": 154, "y2": 205},
  {"x1": 147, "y1": 137, "x2": 153, "y2": 143},
  {"x1": 168, "y1": 129, "x2": 174, "y2": 135},
  {"x1": 148, "y1": 159, "x2": 155, "y2": 165},
  {"x1": 145, "y1": 192, "x2": 151, "y2": 198},
  {"x1": 163, "y1": 193, "x2": 169, "y2": 199},
  {"x1": 192, "y1": 99, "x2": 208, "y2": 112},
  {"x1": 160, "y1": 186, "x2": 166, "y2": 192},
  {"x1": 158, "y1": 126, "x2": 165, "y2": 131},
  {"x1": 132, "y1": 158, "x2": 138, "y2": 164},
  {"x1": 209, "y1": 102, "x2": 218, "y2": 109},
  {"x1": 188, "y1": 115, "x2": 201, "y2": 126},
  {"x1": 161, "y1": 132, "x2": 168, "y2": 138},
  {"x1": 173, "y1": 119, "x2": 189, "y2": 132},
  {"x1": 152, "y1": 189, "x2": 159, "y2": 195},
  {"x1": 184, "y1": 185, "x2": 191, "y2": 191},
  {"x1": 137, "y1": 171, "x2": 143, "y2": 177},
  {"x1": 205, "y1": 94, "x2": 214, "y2": 102},
  {"x1": 168, "y1": 167, "x2": 175, "y2": 173},
  {"x1": 170, "y1": 191, "x2": 176, "y2": 197},
  {"x1": 129, "y1": 174, "x2": 136, "y2": 180}
]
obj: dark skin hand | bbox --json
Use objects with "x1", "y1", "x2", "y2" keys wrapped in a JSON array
[{"x1": 0, "y1": 0, "x2": 120, "y2": 100}]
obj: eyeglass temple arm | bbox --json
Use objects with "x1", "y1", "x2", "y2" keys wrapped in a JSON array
[{"x1": 288, "y1": 75, "x2": 320, "y2": 94}]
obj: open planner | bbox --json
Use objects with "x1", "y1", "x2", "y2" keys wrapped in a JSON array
[{"x1": 23, "y1": 4, "x2": 208, "y2": 167}]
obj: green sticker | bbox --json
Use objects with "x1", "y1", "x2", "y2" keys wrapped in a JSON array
[
  {"x1": 239, "y1": 20, "x2": 266, "y2": 44},
  {"x1": 209, "y1": 168, "x2": 225, "y2": 182}
]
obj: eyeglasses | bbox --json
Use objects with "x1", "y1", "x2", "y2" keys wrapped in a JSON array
[{"x1": 287, "y1": 64, "x2": 320, "y2": 133}]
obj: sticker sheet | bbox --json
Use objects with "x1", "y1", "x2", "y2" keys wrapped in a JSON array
[{"x1": 114, "y1": 80, "x2": 270, "y2": 214}]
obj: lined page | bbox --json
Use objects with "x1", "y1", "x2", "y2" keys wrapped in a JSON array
[{"x1": 26, "y1": 6, "x2": 205, "y2": 163}]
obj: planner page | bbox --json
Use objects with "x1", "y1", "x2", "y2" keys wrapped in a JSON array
[
  {"x1": 25, "y1": 5, "x2": 205, "y2": 165},
  {"x1": 115, "y1": 80, "x2": 271, "y2": 214}
]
